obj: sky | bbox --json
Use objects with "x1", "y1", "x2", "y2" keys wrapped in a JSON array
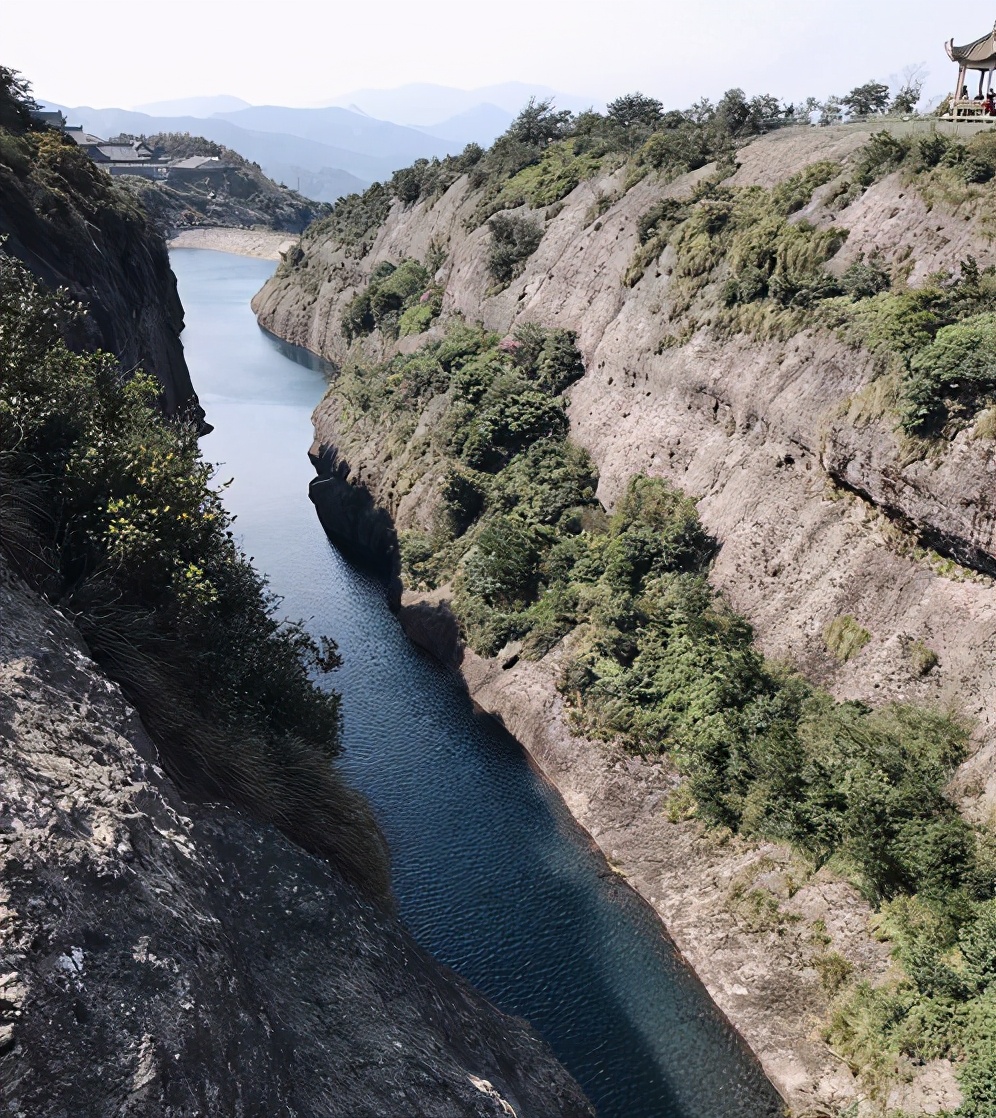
[{"x1": 2, "y1": 0, "x2": 990, "y2": 113}]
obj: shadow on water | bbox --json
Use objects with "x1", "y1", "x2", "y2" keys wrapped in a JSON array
[{"x1": 171, "y1": 247, "x2": 785, "y2": 1118}]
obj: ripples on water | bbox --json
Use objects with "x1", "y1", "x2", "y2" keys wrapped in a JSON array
[{"x1": 171, "y1": 248, "x2": 784, "y2": 1118}]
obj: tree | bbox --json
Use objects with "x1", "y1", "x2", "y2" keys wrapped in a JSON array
[
  {"x1": 892, "y1": 63, "x2": 928, "y2": 115},
  {"x1": 714, "y1": 89, "x2": 783, "y2": 137},
  {"x1": 843, "y1": 81, "x2": 891, "y2": 118},
  {"x1": 818, "y1": 96, "x2": 844, "y2": 126},
  {"x1": 606, "y1": 91, "x2": 664, "y2": 130},
  {"x1": 0, "y1": 66, "x2": 37, "y2": 133},
  {"x1": 507, "y1": 98, "x2": 573, "y2": 147}
]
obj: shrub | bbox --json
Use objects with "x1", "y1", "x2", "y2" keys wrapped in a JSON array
[
  {"x1": 841, "y1": 258, "x2": 892, "y2": 299},
  {"x1": 823, "y1": 615, "x2": 872, "y2": 662},
  {"x1": 814, "y1": 951, "x2": 855, "y2": 994},
  {"x1": 901, "y1": 313, "x2": 996, "y2": 435},
  {"x1": 0, "y1": 251, "x2": 390, "y2": 901},
  {"x1": 340, "y1": 258, "x2": 433, "y2": 342},
  {"x1": 908, "y1": 639, "x2": 939, "y2": 676},
  {"x1": 306, "y1": 181, "x2": 391, "y2": 248},
  {"x1": 461, "y1": 516, "x2": 541, "y2": 607},
  {"x1": 486, "y1": 212, "x2": 544, "y2": 285}
]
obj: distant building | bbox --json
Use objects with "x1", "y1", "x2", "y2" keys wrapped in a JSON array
[
  {"x1": 56, "y1": 120, "x2": 234, "y2": 183},
  {"x1": 29, "y1": 109, "x2": 67, "y2": 130},
  {"x1": 65, "y1": 126, "x2": 171, "y2": 179}
]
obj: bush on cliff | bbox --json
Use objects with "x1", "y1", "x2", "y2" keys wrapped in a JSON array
[
  {"x1": 341, "y1": 257, "x2": 437, "y2": 342},
  {"x1": 486, "y1": 212, "x2": 544, "y2": 287},
  {"x1": 0, "y1": 250, "x2": 390, "y2": 901}
]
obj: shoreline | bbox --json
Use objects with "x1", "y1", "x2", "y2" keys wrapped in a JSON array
[
  {"x1": 395, "y1": 589, "x2": 855, "y2": 1115},
  {"x1": 392, "y1": 585, "x2": 962, "y2": 1118},
  {"x1": 168, "y1": 227, "x2": 298, "y2": 260}
]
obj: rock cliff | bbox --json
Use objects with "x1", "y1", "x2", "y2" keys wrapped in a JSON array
[
  {"x1": 252, "y1": 120, "x2": 996, "y2": 1114},
  {"x1": 0, "y1": 127, "x2": 200, "y2": 420},
  {"x1": 254, "y1": 123, "x2": 996, "y2": 796},
  {"x1": 0, "y1": 558, "x2": 593, "y2": 1118}
]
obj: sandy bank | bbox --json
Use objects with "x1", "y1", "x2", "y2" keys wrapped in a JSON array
[{"x1": 168, "y1": 227, "x2": 298, "y2": 260}]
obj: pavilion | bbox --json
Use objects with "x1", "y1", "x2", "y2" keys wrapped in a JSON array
[{"x1": 947, "y1": 22, "x2": 996, "y2": 119}]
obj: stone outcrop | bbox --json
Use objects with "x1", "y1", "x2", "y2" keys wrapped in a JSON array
[
  {"x1": 0, "y1": 558, "x2": 593, "y2": 1118},
  {"x1": 253, "y1": 123, "x2": 996, "y2": 802}
]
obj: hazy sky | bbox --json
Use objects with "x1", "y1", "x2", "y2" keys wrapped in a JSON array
[{"x1": 3, "y1": 0, "x2": 990, "y2": 111}]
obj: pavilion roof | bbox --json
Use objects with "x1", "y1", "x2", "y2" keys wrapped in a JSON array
[{"x1": 947, "y1": 22, "x2": 996, "y2": 70}]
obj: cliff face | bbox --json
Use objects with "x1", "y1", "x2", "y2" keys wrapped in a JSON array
[
  {"x1": 0, "y1": 557, "x2": 593, "y2": 1118},
  {"x1": 250, "y1": 121, "x2": 996, "y2": 1114},
  {"x1": 254, "y1": 123, "x2": 996, "y2": 803},
  {"x1": 0, "y1": 128, "x2": 199, "y2": 420}
]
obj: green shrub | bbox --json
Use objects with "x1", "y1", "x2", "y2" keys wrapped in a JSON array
[
  {"x1": 902, "y1": 313, "x2": 996, "y2": 435},
  {"x1": 814, "y1": 951, "x2": 855, "y2": 994},
  {"x1": 306, "y1": 181, "x2": 391, "y2": 248},
  {"x1": 0, "y1": 250, "x2": 389, "y2": 901},
  {"x1": 823, "y1": 615, "x2": 872, "y2": 662},
  {"x1": 841, "y1": 258, "x2": 892, "y2": 299},
  {"x1": 398, "y1": 285, "x2": 443, "y2": 336},
  {"x1": 461, "y1": 516, "x2": 541, "y2": 608},
  {"x1": 340, "y1": 258, "x2": 433, "y2": 342},
  {"x1": 908, "y1": 639, "x2": 939, "y2": 676},
  {"x1": 486, "y1": 212, "x2": 544, "y2": 285}
]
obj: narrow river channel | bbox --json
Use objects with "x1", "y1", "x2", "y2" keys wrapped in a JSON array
[{"x1": 171, "y1": 247, "x2": 783, "y2": 1118}]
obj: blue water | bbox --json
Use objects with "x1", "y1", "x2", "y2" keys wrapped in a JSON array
[{"x1": 171, "y1": 247, "x2": 783, "y2": 1118}]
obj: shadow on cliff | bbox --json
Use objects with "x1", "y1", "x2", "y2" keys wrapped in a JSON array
[{"x1": 308, "y1": 442, "x2": 404, "y2": 609}]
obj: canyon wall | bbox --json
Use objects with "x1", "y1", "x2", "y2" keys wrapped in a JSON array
[
  {"x1": 0, "y1": 130, "x2": 200, "y2": 420},
  {"x1": 252, "y1": 121, "x2": 996, "y2": 1114},
  {"x1": 0, "y1": 559, "x2": 593, "y2": 1118},
  {"x1": 254, "y1": 123, "x2": 996, "y2": 803}
]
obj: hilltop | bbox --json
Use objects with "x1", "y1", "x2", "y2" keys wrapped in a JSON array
[{"x1": 114, "y1": 131, "x2": 325, "y2": 236}]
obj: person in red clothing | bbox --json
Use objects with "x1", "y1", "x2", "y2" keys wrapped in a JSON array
[{"x1": 986, "y1": 92, "x2": 996, "y2": 116}]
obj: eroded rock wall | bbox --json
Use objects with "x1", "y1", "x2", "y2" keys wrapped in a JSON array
[
  {"x1": 0, "y1": 139, "x2": 199, "y2": 421},
  {"x1": 254, "y1": 124, "x2": 996, "y2": 802},
  {"x1": 0, "y1": 559, "x2": 593, "y2": 1118}
]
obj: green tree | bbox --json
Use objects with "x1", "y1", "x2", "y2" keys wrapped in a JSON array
[
  {"x1": 507, "y1": 97, "x2": 573, "y2": 147},
  {"x1": 606, "y1": 92, "x2": 664, "y2": 129},
  {"x1": 0, "y1": 66, "x2": 37, "y2": 133},
  {"x1": 844, "y1": 81, "x2": 891, "y2": 117}
]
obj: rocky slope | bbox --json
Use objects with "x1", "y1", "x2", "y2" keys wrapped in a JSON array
[
  {"x1": 119, "y1": 132, "x2": 325, "y2": 237},
  {"x1": 252, "y1": 121, "x2": 996, "y2": 1114},
  {"x1": 254, "y1": 122, "x2": 996, "y2": 797},
  {"x1": 0, "y1": 555, "x2": 593, "y2": 1118},
  {"x1": 0, "y1": 125, "x2": 201, "y2": 421}
]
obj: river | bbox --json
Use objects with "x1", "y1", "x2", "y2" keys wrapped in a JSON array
[{"x1": 171, "y1": 247, "x2": 783, "y2": 1118}]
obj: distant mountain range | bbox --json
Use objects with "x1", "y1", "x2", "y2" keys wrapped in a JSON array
[
  {"x1": 42, "y1": 83, "x2": 597, "y2": 204},
  {"x1": 325, "y1": 82, "x2": 596, "y2": 125}
]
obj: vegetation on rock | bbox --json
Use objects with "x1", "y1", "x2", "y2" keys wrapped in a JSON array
[
  {"x1": 0, "y1": 248, "x2": 390, "y2": 900},
  {"x1": 341, "y1": 257, "x2": 441, "y2": 341},
  {"x1": 326, "y1": 307, "x2": 996, "y2": 1104}
]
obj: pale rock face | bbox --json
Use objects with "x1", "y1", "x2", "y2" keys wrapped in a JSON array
[
  {"x1": 253, "y1": 123, "x2": 996, "y2": 809},
  {"x1": 252, "y1": 121, "x2": 995, "y2": 1115}
]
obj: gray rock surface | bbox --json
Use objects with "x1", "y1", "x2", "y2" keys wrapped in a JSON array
[
  {"x1": 253, "y1": 122, "x2": 996, "y2": 807},
  {"x1": 0, "y1": 560, "x2": 593, "y2": 1118}
]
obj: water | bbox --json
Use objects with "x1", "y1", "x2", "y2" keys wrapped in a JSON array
[{"x1": 171, "y1": 248, "x2": 784, "y2": 1118}]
